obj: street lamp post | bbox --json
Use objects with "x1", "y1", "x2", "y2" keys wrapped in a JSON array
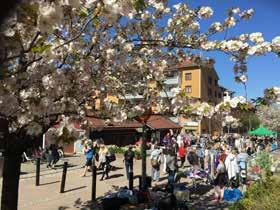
[
  {"x1": 137, "y1": 108, "x2": 152, "y2": 191},
  {"x1": 141, "y1": 124, "x2": 147, "y2": 190}
]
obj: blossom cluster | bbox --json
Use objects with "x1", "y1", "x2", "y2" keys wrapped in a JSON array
[
  {"x1": 264, "y1": 87, "x2": 280, "y2": 105},
  {"x1": 257, "y1": 105, "x2": 280, "y2": 132}
]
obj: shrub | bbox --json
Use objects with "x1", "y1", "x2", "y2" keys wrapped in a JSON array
[
  {"x1": 107, "y1": 145, "x2": 127, "y2": 154},
  {"x1": 231, "y1": 175, "x2": 280, "y2": 210}
]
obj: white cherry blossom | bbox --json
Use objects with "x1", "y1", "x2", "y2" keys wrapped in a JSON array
[
  {"x1": 198, "y1": 6, "x2": 213, "y2": 19},
  {"x1": 239, "y1": 75, "x2": 248, "y2": 83}
]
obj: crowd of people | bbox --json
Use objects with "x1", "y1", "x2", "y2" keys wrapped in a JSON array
[
  {"x1": 147, "y1": 130, "x2": 278, "y2": 202},
  {"x1": 78, "y1": 130, "x2": 278, "y2": 201}
]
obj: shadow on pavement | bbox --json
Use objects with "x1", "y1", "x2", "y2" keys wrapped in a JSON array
[
  {"x1": 39, "y1": 180, "x2": 60, "y2": 186},
  {"x1": 58, "y1": 206, "x2": 70, "y2": 210},
  {"x1": 64, "y1": 186, "x2": 87, "y2": 193},
  {"x1": 109, "y1": 174, "x2": 124, "y2": 179},
  {"x1": 54, "y1": 164, "x2": 78, "y2": 169},
  {"x1": 111, "y1": 166, "x2": 123, "y2": 171}
]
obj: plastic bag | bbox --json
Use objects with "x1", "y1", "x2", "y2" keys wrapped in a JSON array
[{"x1": 223, "y1": 188, "x2": 242, "y2": 202}]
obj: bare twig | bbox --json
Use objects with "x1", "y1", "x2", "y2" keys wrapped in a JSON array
[
  {"x1": 53, "y1": 16, "x2": 95, "y2": 51},
  {"x1": 26, "y1": 31, "x2": 41, "y2": 52}
]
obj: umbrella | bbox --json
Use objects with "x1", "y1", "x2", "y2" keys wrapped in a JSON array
[{"x1": 248, "y1": 125, "x2": 276, "y2": 137}]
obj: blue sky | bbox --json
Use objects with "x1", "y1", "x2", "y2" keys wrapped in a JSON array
[{"x1": 169, "y1": 0, "x2": 280, "y2": 99}]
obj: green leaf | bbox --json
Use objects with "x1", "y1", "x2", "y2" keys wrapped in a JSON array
[
  {"x1": 133, "y1": 0, "x2": 146, "y2": 12},
  {"x1": 79, "y1": 8, "x2": 89, "y2": 18},
  {"x1": 31, "y1": 44, "x2": 52, "y2": 53},
  {"x1": 92, "y1": 18, "x2": 100, "y2": 27},
  {"x1": 17, "y1": 3, "x2": 39, "y2": 25}
]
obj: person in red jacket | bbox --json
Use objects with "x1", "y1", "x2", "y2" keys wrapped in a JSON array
[{"x1": 178, "y1": 143, "x2": 187, "y2": 168}]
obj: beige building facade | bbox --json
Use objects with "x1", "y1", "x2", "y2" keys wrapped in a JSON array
[{"x1": 165, "y1": 60, "x2": 226, "y2": 135}]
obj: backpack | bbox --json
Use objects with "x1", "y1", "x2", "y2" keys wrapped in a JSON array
[{"x1": 151, "y1": 156, "x2": 161, "y2": 169}]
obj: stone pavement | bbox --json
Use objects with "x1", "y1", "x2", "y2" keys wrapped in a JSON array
[
  {"x1": 0, "y1": 154, "x2": 167, "y2": 210},
  {"x1": 0, "y1": 154, "x2": 232, "y2": 210}
]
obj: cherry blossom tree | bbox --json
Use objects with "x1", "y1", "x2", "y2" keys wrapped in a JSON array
[
  {"x1": 256, "y1": 105, "x2": 280, "y2": 132},
  {"x1": 256, "y1": 87, "x2": 280, "y2": 133},
  {"x1": 1, "y1": 1, "x2": 280, "y2": 209}
]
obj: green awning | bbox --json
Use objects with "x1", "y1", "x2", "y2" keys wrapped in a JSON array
[{"x1": 248, "y1": 125, "x2": 276, "y2": 137}]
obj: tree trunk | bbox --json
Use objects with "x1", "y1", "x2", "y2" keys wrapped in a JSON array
[
  {"x1": 1, "y1": 154, "x2": 22, "y2": 210},
  {"x1": 0, "y1": 132, "x2": 25, "y2": 210}
]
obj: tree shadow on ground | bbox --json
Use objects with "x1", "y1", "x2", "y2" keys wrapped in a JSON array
[{"x1": 58, "y1": 180, "x2": 232, "y2": 210}]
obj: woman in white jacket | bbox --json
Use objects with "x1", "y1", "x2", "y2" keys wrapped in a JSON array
[{"x1": 225, "y1": 148, "x2": 239, "y2": 182}]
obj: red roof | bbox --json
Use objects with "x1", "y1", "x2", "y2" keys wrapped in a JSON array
[{"x1": 145, "y1": 115, "x2": 181, "y2": 130}]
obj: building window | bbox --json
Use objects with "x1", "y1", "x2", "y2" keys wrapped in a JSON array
[
  {"x1": 185, "y1": 73, "x2": 192, "y2": 80},
  {"x1": 208, "y1": 76, "x2": 212, "y2": 85},
  {"x1": 186, "y1": 86, "x2": 192, "y2": 93},
  {"x1": 208, "y1": 88, "x2": 212, "y2": 96},
  {"x1": 218, "y1": 93, "x2": 222, "y2": 98}
]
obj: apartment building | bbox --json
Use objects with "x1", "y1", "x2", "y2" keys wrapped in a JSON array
[
  {"x1": 162, "y1": 60, "x2": 228, "y2": 134},
  {"x1": 90, "y1": 59, "x2": 230, "y2": 135}
]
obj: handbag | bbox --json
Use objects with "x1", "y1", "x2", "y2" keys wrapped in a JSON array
[{"x1": 95, "y1": 152, "x2": 99, "y2": 162}]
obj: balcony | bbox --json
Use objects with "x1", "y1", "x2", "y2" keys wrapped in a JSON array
[
  {"x1": 164, "y1": 76, "x2": 179, "y2": 85},
  {"x1": 160, "y1": 91, "x2": 176, "y2": 98}
]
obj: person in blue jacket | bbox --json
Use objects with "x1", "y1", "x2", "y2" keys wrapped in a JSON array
[{"x1": 81, "y1": 140, "x2": 94, "y2": 177}]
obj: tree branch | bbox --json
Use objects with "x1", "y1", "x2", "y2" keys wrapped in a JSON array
[
  {"x1": 53, "y1": 16, "x2": 95, "y2": 51},
  {"x1": 25, "y1": 31, "x2": 41, "y2": 52}
]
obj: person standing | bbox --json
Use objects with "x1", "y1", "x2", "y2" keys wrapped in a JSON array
[
  {"x1": 98, "y1": 144, "x2": 110, "y2": 180},
  {"x1": 166, "y1": 149, "x2": 177, "y2": 185},
  {"x1": 204, "y1": 146, "x2": 210, "y2": 171},
  {"x1": 178, "y1": 143, "x2": 187, "y2": 168},
  {"x1": 213, "y1": 157, "x2": 227, "y2": 202},
  {"x1": 187, "y1": 147, "x2": 200, "y2": 171},
  {"x1": 225, "y1": 148, "x2": 240, "y2": 186},
  {"x1": 162, "y1": 145, "x2": 168, "y2": 174},
  {"x1": 46, "y1": 145, "x2": 53, "y2": 168},
  {"x1": 51, "y1": 144, "x2": 60, "y2": 167},
  {"x1": 237, "y1": 148, "x2": 249, "y2": 185},
  {"x1": 162, "y1": 132, "x2": 172, "y2": 146},
  {"x1": 98, "y1": 144, "x2": 108, "y2": 170},
  {"x1": 81, "y1": 141, "x2": 94, "y2": 177},
  {"x1": 124, "y1": 146, "x2": 135, "y2": 179},
  {"x1": 196, "y1": 145, "x2": 205, "y2": 170},
  {"x1": 150, "y1": 145, "x2": 162, "y2": 182}
]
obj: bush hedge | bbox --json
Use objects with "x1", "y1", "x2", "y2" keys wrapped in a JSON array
[
  {"x1": 231, "y1": 175, "x2": 280, "y2": 210},
  {"x1": 107, "y1": 145, "x2": 141, "y2": 158}
]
